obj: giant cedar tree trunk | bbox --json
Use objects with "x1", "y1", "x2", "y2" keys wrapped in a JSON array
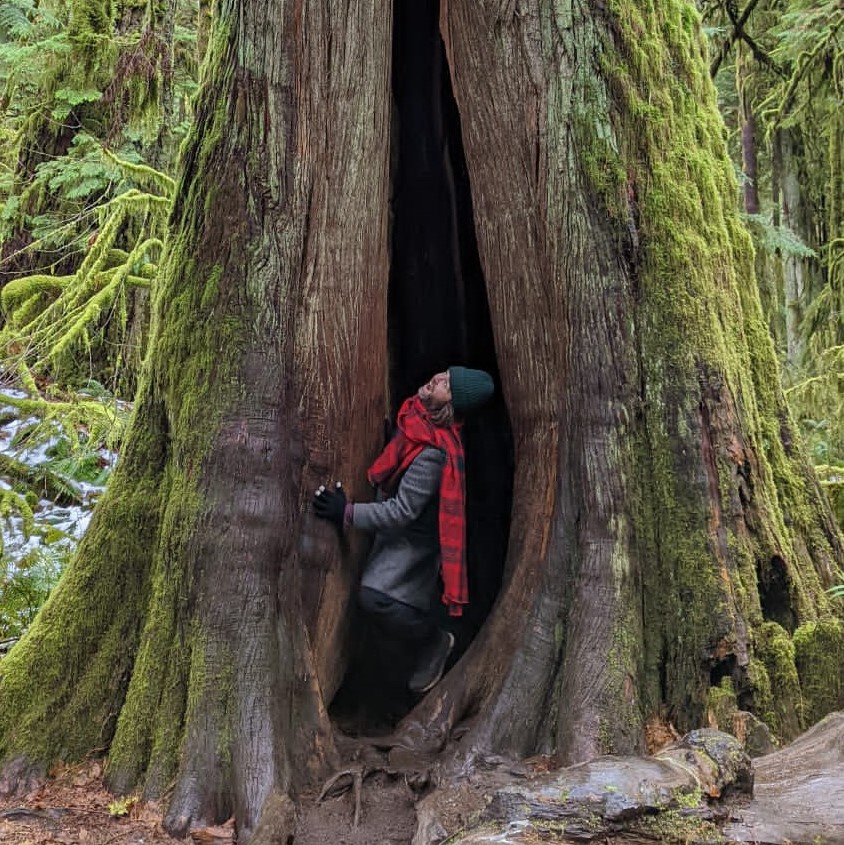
[
  {"x1": 0, "y1": 0, "x2": 392, "y2": 839},
  {"x1": 393, "y1": 0, "x2": 844, "y2": 762},
  {"x1": 1, "y1": 0, "x2": 843, "y2": 842}
]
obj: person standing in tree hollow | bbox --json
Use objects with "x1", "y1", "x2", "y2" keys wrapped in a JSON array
[{"x1": 313, "y1": 366, "x2": 494, "y2": 694}]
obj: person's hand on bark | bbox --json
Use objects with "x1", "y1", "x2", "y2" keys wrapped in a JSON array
[{"x1": 313, "y1": 481, "x2": 347, "y2": 528}]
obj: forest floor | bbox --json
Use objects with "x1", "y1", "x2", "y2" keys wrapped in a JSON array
[
  {"x1": 0, "y1": 757, "x2": 420, "y2": 845},
  {"x1": 0, "y1": 760, "x2": 183, "y2": 845}
]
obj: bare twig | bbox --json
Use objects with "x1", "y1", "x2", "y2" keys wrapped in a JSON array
[{"x1": 709, "y1": 0, "x2": 781, "y2": 77}]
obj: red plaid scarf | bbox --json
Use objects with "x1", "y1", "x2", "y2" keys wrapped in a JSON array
[{"x1": 367, "y1": 395, "x2": 468, "y2": 616}]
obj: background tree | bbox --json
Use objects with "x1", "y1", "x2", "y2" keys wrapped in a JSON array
[
  {"x1": 0, "y1": 1, "x2": 842, "y2": 843},
  {"x1": 704, "y1": 0, "x2": 844, "y2": 475}
]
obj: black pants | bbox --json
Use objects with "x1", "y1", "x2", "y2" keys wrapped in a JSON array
[{"x1": 358, "y1": 586, "x2": 437, "y2": 646}]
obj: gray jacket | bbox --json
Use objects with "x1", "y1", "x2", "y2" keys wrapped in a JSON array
[{"x1": 352, "y1": 447, "x2": 446, "y2": 610}]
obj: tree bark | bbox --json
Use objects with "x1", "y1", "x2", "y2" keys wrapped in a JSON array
[
  {"x1": 197, "y1": 0, "x2": 213, "y2": 67},
  {"x1": 737, "y1": 43, "x2": 760, "y2": 215},
  {"x1": 0, "y1": 1, "x2": 842, "y2": 842}
]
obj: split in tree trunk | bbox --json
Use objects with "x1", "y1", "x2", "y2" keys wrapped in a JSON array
[{"x1": 329, "y1": 0, "x2": 513, "y2": 734}]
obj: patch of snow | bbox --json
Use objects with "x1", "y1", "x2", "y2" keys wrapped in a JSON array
[{"x1": 0, "y1": 407, "x2": 114, "y2": 571}]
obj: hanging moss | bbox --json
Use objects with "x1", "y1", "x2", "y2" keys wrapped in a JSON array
[
  {"x1": 69, "y1": 0, "x2": 115, "y2": 43},
  {"x1": 1, "y1": 183, "x2": 170, "y2": 390},
  {"x1": 793, "y1": 618, "x2": 844, "y2": 724}
]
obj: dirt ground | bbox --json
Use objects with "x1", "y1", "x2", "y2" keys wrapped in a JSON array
[
  {"x1": 0, "y1": 759, "x2": 420, "y2": 845},
  {"x1": 294, "y1": 769, "x2": 418, "y2": 845},
  {"x1": 0, "y1": 717, "x2": 693, "y2": 845}
]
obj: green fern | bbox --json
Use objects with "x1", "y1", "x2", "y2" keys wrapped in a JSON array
[
  {"x1": 0, "y1": 0, "x2": 39, "y2": 40},
  {"x1": 743, "y1": 213, "x2": 818, "y2": 259},
  {"x1": 0, "y1": 542, "x2": 70, "y2": 639},
  {"x1": 0, "y1": 389, "x2": 128, "y2": 455}
]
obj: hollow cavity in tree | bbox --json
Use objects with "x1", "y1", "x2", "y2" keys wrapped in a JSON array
[{"x1": 328, "y1": 0, "x2": 515, "y2": 734}]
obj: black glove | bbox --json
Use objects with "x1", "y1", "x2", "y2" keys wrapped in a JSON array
[{"x1": 313, "y1": 482, "x2": 347, "y2": 528}]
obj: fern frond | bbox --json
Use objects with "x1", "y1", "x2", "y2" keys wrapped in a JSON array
[{"x1": 0, "y1": 0, "x2": 37, "y2": 40}]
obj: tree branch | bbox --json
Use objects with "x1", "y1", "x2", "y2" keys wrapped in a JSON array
[{"x1": 709, "y1": 0, "x2": 779, "y2": 78}]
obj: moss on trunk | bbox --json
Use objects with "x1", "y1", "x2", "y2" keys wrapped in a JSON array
[{"x1": 794, "y1": 618, "x2": 844, "y2": 725}]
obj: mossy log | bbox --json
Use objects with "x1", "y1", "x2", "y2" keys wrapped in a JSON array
[{"x1": 414, "y1": 729, "x2": 752, "y2": 844}]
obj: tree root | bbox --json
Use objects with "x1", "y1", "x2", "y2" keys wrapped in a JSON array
[
  {"x1": 318, "y1": 767, "x2": 365, "y2": 827},
  {"x1": 0, "y1": 756, "x2": 46, "y2": 799},
  {"x1": 318, "y1": 765, "x2": 403, "y2": 828},
  {"x1": 0, "y1": 807, "x2": 67, "y2": 821}
]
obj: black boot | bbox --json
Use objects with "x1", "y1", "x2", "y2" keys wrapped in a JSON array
[{"x1": 408, "y1": 629, "x2": 455, "y2": 693}]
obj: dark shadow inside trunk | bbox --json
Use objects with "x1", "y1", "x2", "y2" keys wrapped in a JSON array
[
  {"x1": 758, "y1": 556, "x2": 796, "y2": 633},
  {"x1": 328, "y1": 0, "x2": 514, "y2": 734}
]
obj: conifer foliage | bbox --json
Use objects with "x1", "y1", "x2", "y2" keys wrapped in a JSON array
[{"x1": 705, "y1": 0, "x2": 844, "y2": 472}]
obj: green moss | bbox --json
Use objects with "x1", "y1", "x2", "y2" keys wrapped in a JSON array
[
  {"x1": 634, "y1": 809, "x2": 724, "y2": 844},
  {"x1": 599, "y1": 572, "x2": 646, "y2": 753},
  {"x1": 672, "y1": 785, "x2": 704, "y2": 810},
  {"x1": 755, "y1": 622, "x2": 803, "y2": 738},
  {"x1": 69, "y1": 0, "x2": 114, "y2": 41},
  {"x1": 794, "y1": 618, "x2": 844, "y2": 724},
  {"x1": 706, "y1": 678, "x2": 738, "y2": 731},
  {"x1": 747, "y1": 657, "x2": 774, "y2": 729},
  {"x1": 821, "y1": 480, "x2": 844, "y2": 532}
]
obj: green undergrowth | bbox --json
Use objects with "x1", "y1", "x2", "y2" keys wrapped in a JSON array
[
  {"x1": 0, "y1": 388, "x2": 168, "y2": 763},
  {"x1": 0, "y1": 379, "x2": 128, "y2": 642},
  {"x1": 1, "y1": 543, "x2": 70, "y2": 640}
]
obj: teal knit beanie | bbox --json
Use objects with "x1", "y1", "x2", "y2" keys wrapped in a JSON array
[{"x1": 448, "y1": 366, "x2": 494, "y2": 415}]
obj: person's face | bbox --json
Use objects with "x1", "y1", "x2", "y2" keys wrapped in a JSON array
[{"x1": 418, "y1": 371, "x2": 452, "y2": 407}]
